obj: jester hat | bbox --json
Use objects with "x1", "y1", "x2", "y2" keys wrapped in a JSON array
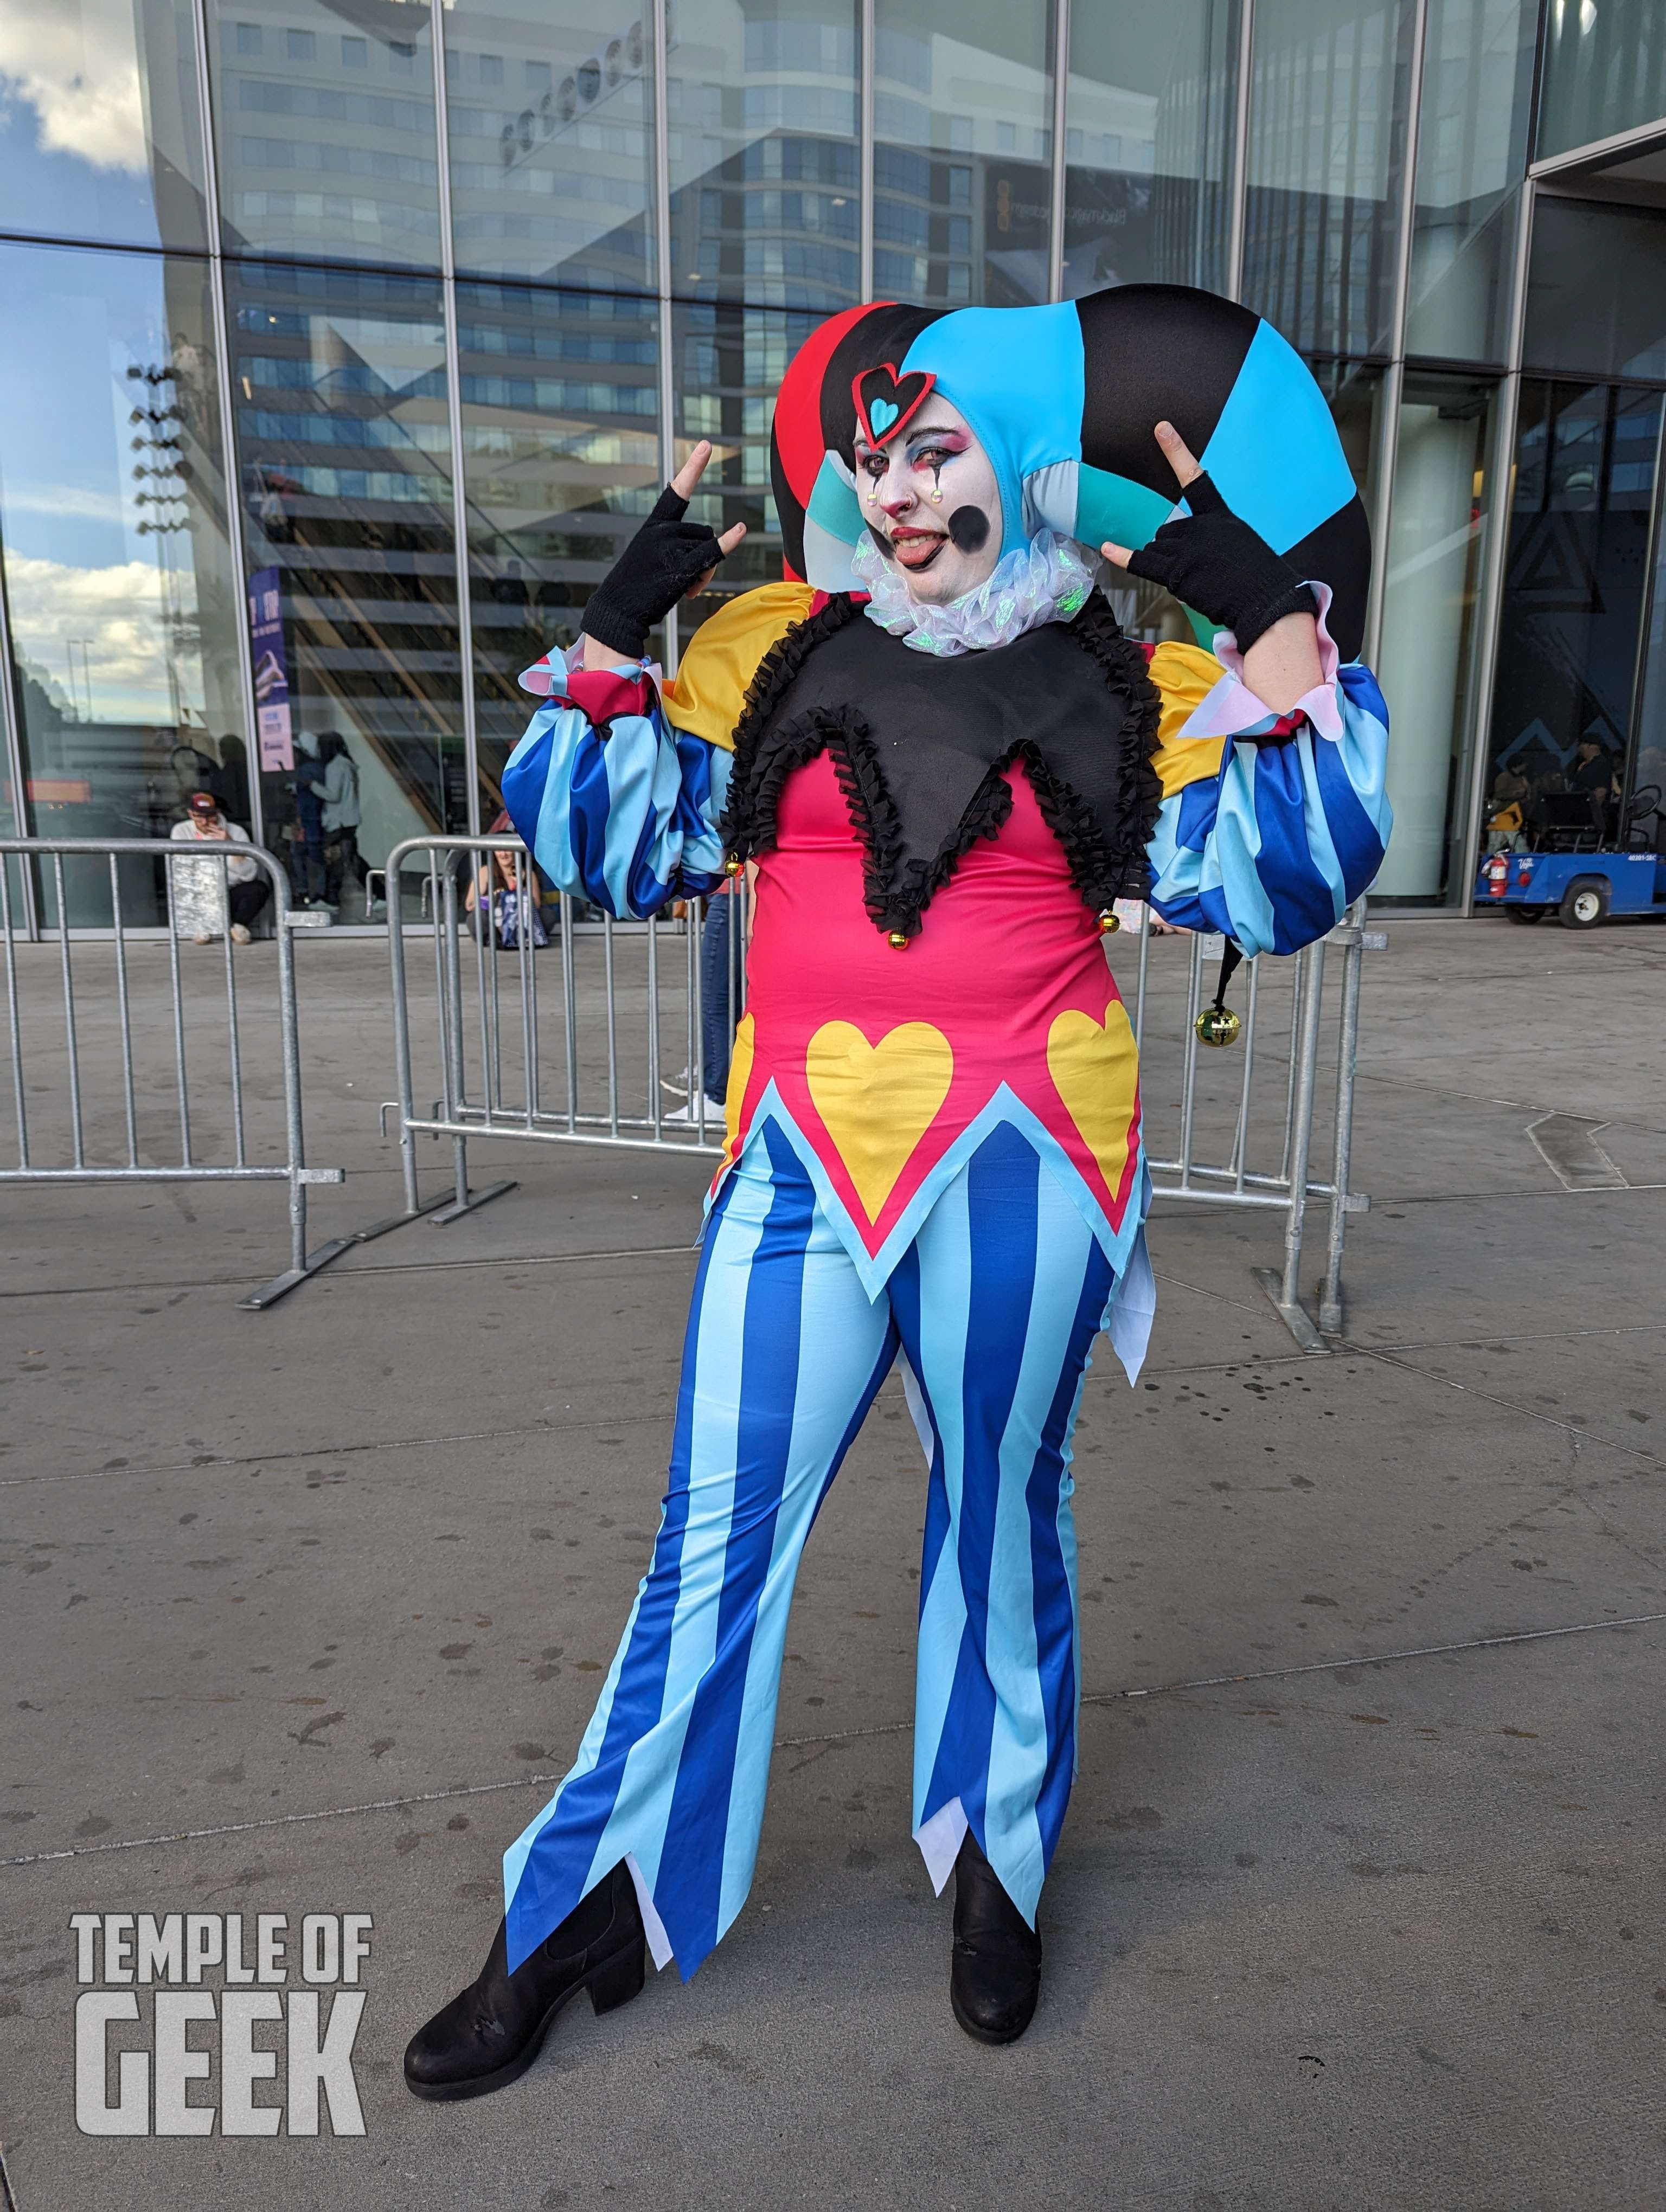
[{"x1": 770, "y1": 286, "x2": 1372, "y2": 659}]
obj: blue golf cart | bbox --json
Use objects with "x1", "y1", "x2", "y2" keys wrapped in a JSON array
[{"x1": 1476, "y1": 785, "x2": 1666, "y2": 928}]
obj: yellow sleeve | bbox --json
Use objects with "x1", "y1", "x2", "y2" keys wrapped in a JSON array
[
  {"x1": 1147, "y1": 639, "x2": 1229, "y2": 798},
  {"x1": 661, "y1": 582, "x2": 817, "y2": 753}
]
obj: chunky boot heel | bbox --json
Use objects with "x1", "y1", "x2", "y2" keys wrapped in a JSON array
[
  {"x1": 404, "y1": 1860, "x2": 648, "y2": 2101},
  {"x1": 588, "y1": 1937, "x2": 646, "y2": 2016}
]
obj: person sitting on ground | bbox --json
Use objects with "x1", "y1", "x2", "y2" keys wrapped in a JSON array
[
  {"x1": 168, "y1": 792, "x2": 270, "y2": 944},
  {"x1": 464, "y1": 814, "x2": 547, "y2": 949}
]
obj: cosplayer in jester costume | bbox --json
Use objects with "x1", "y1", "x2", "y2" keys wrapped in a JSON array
[{"x1": 405, "y1": 287, "x2": 1391, "y2": 2097}]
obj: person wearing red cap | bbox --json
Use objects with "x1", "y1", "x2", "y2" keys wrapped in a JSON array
[{"x1": 168, "y1": 792, "x2": 270, "y2": 944}]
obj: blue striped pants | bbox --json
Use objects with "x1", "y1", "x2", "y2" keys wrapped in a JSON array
[{"x1": 503, "y1": 1118, "x2": 1121, "y2": 1979}]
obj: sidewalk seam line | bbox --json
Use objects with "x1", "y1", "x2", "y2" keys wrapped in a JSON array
[{"x1": 5, "y1": 1611, "x2": 1660, "y2": 1874}]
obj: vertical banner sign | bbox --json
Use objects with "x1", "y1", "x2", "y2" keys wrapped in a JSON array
[{"x1": 248, "y1": 566, "x2": 294, "y2": 772}]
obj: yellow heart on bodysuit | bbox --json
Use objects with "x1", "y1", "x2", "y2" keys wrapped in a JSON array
[
  {"x1": 805, "y1": 1019, "x2": 954, "y2": 1222},
  {"x1": 1046, "y1": 996, "x2": 1140, "y2": 1192},
  {"x1": 719, "y1": 1012, "x2": 756, "y2": 1168}
]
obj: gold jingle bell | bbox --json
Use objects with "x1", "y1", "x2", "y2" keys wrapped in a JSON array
[
  {"x1": 887, "y1": 931, "x2": 909, "y2": 950},
  {"x1": 1097, "y1": 908, "x2": 1120, "y2": 935},
  {"x1": 723, "y1": 855, "x2": 743, "y2": 877},
  {"x1": 1194, "y1": 1004, "x2": 1242, "y2": 1049}
]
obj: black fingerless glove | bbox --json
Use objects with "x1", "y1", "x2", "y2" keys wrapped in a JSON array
[
  {"x1": 581, "y1": 483, "x2": 727, "y2": 660},
  {"x1": 1125, "y1": 473, "x2": 1317, "y2": 653}
]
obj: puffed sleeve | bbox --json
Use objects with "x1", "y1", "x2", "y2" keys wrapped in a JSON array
[
  {"x1": 1142, "y1": 590, "x2": 1391, "y2": 957},
  {"x1": 501, "y1": 653, "x2": 729, "y2": 921},
  {"x1": 500, "y1": 583, "x2": 817, "y2": 921}
]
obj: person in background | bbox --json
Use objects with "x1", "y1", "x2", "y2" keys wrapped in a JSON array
[
  {"x1": 291, "y1": 732, "x2": 327, "y2": 906},
  {"x1": 465, "y1": 813, "x2": 547, "y2": 949},
  {"x1": 317, "y1": 731, "x2": 364, "y2": 909},
  {"x1": 168, "y1": 791, "x2": 270, "y2": 944},
  {"x1": 700, "y1": 877, "x2": 743, "y2": 1104},
  {"x1": 1485, "y1": 763, "x2": 1532, "y2": 854},
  {"x1": 216, "y1": 734, "x2": 252, "y2": 830},
  {"x1": 1568, "y1": 735, "x2": 1617, "y2": 838}
]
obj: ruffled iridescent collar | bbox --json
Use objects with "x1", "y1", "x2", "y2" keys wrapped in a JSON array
[{"x1": 850, "y1": 528, "x2": 1095, "y2": 657}]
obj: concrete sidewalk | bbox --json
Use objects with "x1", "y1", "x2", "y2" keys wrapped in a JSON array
[{"x1": 3, "y1": 916, "x2": 1664, "y2": 2209}]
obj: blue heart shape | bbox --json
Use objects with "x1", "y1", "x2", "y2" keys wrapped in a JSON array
[{"x1": 869, "y1": 397, "x2": 898, "y2": 437}]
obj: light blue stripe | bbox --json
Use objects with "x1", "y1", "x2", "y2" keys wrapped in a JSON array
[
  {"x1": 1335, "y1": 677, "x2": 1393, "y2": 847},
  {"x1": 1199, "y1": 319, "x2": 1358, "y2": 554},
  {"x1": 714, "y1": 1230, "x2": 893, "y2": 1938},
  {"x1": 580, "y1": 1165, "x2": 770, "y2": 1901},
  {"x1": 1293, "y1": 728, "x2": 1347, "y2": 930},
  {"x1": 909, "y1": 1172, "x2": 972, "y2": 1828},
  {"x1": 979, "y1": 1171, "x2": 1097, "y2": 1913}
]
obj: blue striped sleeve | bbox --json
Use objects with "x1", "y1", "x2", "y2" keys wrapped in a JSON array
[
  {"x1": 501, "y1": 670, "x2": 730, "y2": 921},
  {"x1": 1145, "y1": 659, "x2": 1391, "y2": 957}
]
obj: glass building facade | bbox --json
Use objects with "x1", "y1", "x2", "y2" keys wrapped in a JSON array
[{"x1": 2, "y1": 0, "x2": 1664, "y2": 925}]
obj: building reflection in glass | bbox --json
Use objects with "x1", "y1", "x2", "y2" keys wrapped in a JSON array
[
  {"x1": 444, "y1": 0, "x2": 657, "y2": 291},
  {"x1": 1062, "y1": 0, "x2": 1238, "y2": 300},
  {"x1": 0, "y1": 240, "x2": 244, "y2": 923},
  {"x1": 873, "y1": 0, "x2": 1055, "y2": 308},
  {"x1": 227, "y1": 261, "x2": 463, "y2": 917},
  {"x1": 669, "y1": 1, "x2": 861, "y2": 313},
  {"x1": 458, "y1": 282, "x2": 664, "y2": 813}
]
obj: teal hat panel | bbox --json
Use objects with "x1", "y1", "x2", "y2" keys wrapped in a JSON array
[{"x1": 900, "y1": 303, "x2": 1086, "y2": 557}]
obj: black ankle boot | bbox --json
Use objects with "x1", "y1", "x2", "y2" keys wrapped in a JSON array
[
  {"x1": 403, "y1": 1861, "x2": 646, "y2": 2101},
  {"x1": 950, "y1": 1832, "x2": 1042, "y2": 2045}
]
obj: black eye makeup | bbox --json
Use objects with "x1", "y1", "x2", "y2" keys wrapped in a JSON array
[{"x1": 855, "y1": 425, "x2": 967, "y2": 481}]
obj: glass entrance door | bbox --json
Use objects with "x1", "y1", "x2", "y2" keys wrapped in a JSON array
[{"x1": 1481, "y1": 380, "x2": 1664, "y2": 860}]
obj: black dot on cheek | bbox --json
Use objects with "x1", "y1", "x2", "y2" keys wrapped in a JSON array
[
  {"x1": 868, "y1": 522, "x2": 897, "y2": 561},
  {"x1": 947, "y1": 505, "x2": 989, "y2": 555}
]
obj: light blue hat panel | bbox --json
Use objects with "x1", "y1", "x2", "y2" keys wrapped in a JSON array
[{"x1": 900, "y1": 304, "x2": 1086, "y2": 556}]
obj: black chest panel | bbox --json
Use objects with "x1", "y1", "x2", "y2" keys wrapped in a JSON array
[{"x1": 720, "y1": 594, "x2": 1163, "y2": 940}]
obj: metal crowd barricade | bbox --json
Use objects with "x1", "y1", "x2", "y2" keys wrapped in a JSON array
[
  {"x1": 1115, "y1": 901, "x2": 1386, "y2": 1348},
  {"x1": 366, "y1": 834, "x2": 742, "y2": 1240},
  {"x1": 0, "y1": 838, "x2": 348, "y2": 1309},
  {"x1": 371, "y1": 832, "x2": 1382, "y2": 1347}
]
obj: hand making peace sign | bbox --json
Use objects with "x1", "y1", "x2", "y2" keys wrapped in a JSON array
[
  {"x1": 1098, "y1": 421, "x2": 1318, "y2": 661},
  {"x1": 581, "y1": 439, "x2": 748, "y2": 666}
]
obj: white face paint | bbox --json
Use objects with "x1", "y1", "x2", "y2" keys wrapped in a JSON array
[{"x1": 853, "y1": 398, "x2": 1003, "y2": 606}]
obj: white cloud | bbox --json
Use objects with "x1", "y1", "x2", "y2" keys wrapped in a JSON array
[
  {"x1": 0, "y1": 1, "x2": 148, "y2": 175},
  {"x1": 3, "y1": 483, "x2": 126, "y2": 524},
  {"x1": 5, "y1": 548, "x2": 200, "y2": 720}
]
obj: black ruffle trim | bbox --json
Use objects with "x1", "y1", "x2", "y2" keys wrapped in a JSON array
[
  {"x1": 719, "y1": 592, "x2": 862, "y2": 859},
  {"x1": 1051, "y1": 596, "x2": 1164, "y2": 904},
  {"x1": 721, "y1": 588, "x2": 1165, "y2": 936}
]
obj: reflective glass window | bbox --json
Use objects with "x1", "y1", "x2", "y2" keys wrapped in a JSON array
[
  {"x1": 1405, "y1": 0, "x2": 1537, "y2": 363},
  {"x1": 668, "y1": 0, "x2": 860, "y2": 312},
  {"x1": 457, "y1": 283, "x2": 663, "y2": 811},
  {"x1": 0, "y1": 242, "x2": 246, "y2": 926},
  {"x1": 1062, "y1": 0, "x2": 1239, "y2": 299},
  {"x1": 227, "y1": 262, "x2": 464, "y2": 918},
  {"x1": 444, "y1": 1, "x2": 656, "y2": 292},
  {"x1": 0, "y1": 0, "x2": 210, "y2": 250},
  {"x1": 1242, "y1": 0, "x2": 1414, "y2": 358},
  {"x1": 1522, "y1": 198, "x2": 1666, "y2": 383},
  {"x1": 1483, "y1": 380, "x2": 1664, "y2": 845},
  {"x1": 208, "y1": 0, "x2": 443, "y2": 268},
  {"x1": 1539, "y1": 0, "x2": 1666, "y2": 163},
  {"x1": 1374, "y1": 373, "x2": 1498, "y2": 902},
  {"x1": 873, "y1": 0, "x2": 1055, "y2": 309},
  {"x1": 1629, "y1": 500, "x2": 1666, "y2": 852},
  {"x1": 672, "y1": 300, "x2": 810, "y2": 644}
]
